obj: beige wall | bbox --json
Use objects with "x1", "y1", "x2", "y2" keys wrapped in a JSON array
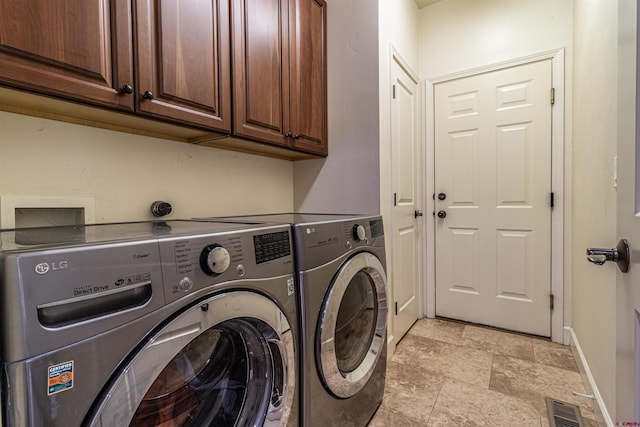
[
  {"x1": 0, "y1": 111, "x2": 293, "y2": 224},
  {"x1": 418, "y1": 0, "x2": 573, "y2": 78},
  {"x1": 573, "y1": 0, "x2": 619, "y2": 417}
]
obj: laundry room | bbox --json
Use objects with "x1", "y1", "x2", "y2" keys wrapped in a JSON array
[{"x1": 0, "y1": 0, "x2": 632, "y2": 426}]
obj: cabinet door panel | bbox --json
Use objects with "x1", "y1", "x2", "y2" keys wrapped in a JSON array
[
  {"x1": 232, "y1": 0, "x2": 290, "y2": 146},
  {"x1": 136, "y1": 0, "x2": 231, "y2": 131},
  {"x1": 0, "y1": 0, "x2": 134, "y2": 110},
  {"x1": 290, "y1": 0, "x2": 326, "y2": 155}
]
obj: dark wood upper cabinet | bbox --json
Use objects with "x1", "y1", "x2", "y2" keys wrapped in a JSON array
[
  {"x1": 0, "y1": 0, "x2": 326, "y2": 157},
  {"x1": 0, "y1": 0, "x2": 134, "y2": 110},
  {"x1": 232, "y1": 0, "x2": 327, "y2": 156},
  {"x1": 135, "y1": 0, "x2": 231, "y2": 131},
  {"x1": 0, "y1": 0, "x2": 231, "y2": 132},
  {"x1": 289, "y1": 0, "x2": 327, "y2": 155}
]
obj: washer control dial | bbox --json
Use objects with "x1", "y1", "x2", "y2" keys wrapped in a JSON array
[
  {"x1": 352, "y1": 224, "x2": 366, "y2": 242},
  {"x1": 200, "y1": 244, "x2": 231, "y2": 276}
]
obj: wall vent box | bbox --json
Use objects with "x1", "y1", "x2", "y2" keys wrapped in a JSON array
[{"x1": 0, "y1": 196, "x2": 95, "y2": 229}]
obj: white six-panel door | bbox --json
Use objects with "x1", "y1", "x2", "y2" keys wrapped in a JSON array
[
  {"x1": 391, "y1": 56, "x2": 421, "y2": 341},
  {"x1": 434, "y1": 59, "x2": 553, "y2": 337}
]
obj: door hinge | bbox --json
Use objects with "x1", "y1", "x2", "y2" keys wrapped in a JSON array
[
  {"x1": 550, "y1": 192, "x2": 555, "y2": 208},
  {"x1": 550, "y1": 87, "x2": 555, "y2": 105},
  {"x1": 394, "y1": 192, "x2": 397, "y2": 206},
  {"x1": 395, "y1": 302, "x2": 398, "y2": 316},
  {"x1": 393, "y1": 84, "x2": 396, "y2": 99},
  {"x1": 550, "y1": 294, "x2": 555, "y2": 310}
]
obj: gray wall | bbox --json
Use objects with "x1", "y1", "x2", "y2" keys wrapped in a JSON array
[{"x1": 293, "y1": 0, "x2": 380, "y2": 215}]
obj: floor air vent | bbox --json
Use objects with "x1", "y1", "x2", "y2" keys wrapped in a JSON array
[{"x1": 545, "y1": 397, "x2": 585, "y2": 427}]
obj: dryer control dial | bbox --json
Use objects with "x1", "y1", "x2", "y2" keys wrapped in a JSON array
[
  {"x1": 352, "y1": 224, "x2": 366, "y2": 242},
  {"x1": 200, "y1": 244, "x2": 231, "y2": 276}
]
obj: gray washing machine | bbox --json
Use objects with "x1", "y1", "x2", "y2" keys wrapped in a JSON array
[
  {"x1": 198, "y1": 214, "x2": 388, "y2": 427},
  {"x1": 0, "y1": 220, "x2": 299, "y2": 427}
]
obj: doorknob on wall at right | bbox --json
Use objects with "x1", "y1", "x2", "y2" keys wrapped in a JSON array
[{"x1": 586, "y1": 239, "x2": 630, "y2": 273}]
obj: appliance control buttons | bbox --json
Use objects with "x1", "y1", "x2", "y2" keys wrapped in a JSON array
[
  {"x1": 200, "y1": 244, "x2": 231, "y2": 276},
  {"x1": 236, "y1": 264, "x2": 246, "y2": 277},
  {"x1": 352, "y1": 224, "x2": 366, "y2": 242},
  {"x1": 178, "y1": 277, "x2": 193, "y2": 292}
]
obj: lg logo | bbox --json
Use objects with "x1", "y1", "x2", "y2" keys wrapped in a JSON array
[{"x1": 35, "y1": 261, "x2": 68, "y2": 275}]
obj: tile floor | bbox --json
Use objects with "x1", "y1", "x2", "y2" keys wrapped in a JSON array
[{"x1": 368, "y1": 318, "x2": 598, "y2": 427}]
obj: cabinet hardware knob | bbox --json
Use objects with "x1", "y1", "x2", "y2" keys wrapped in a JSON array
[
  {"x1": 119, "y1": 84, "x2": 133, "y2": 95},
  {"x1": 142, "y1": 91, "x2": 154, "y2": 100},
  {"x1": 285, "y1": 132, "x2": 292, "y2": 138},
  {"x1": 294, "y1": 134, "x2": 300, "y2": 140},
  {"x1": 437, "y1": 210, "x2": 447, "y2": 219}
]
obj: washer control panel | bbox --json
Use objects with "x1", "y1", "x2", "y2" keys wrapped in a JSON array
[
  {"x1": 160, "y1": 227, "x2": 294, "y2": 303},
  {"x1": 253, "y1": 230, "x2": 291, "y2": 264}
]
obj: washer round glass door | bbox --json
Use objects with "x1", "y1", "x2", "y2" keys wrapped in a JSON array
[
  {"x1": 317, "y1": 251, "x2": 388, "y2": 398},
  {"x1": 87, "y1": 291, "x2": 295, "y2": 427}
]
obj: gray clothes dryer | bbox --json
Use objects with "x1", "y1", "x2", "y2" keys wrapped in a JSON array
[
  {"x1": 198, "y1": 214, "x2": 388, "y2": 427},
  {"x1": 0, "y1": 220, "x2": 299, "y2": 427}
]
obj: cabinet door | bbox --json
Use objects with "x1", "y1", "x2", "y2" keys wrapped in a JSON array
[
  {"x1": 135, "y1": 0, "x2": 231, "y2": 132},
  {"x1": 0, "y1": 0, "x2": 134, "y2": 110},
  {"x1": 289, "y1": 0, "x2": 327, "y2": 155},
  {"x1": 231, "y1": 0, "x2": 290, "y2": 147}
]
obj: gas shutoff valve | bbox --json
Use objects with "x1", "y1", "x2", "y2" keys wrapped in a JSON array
[{"x1": 150, "y1": 201, "x2": 172, "y2": 217}]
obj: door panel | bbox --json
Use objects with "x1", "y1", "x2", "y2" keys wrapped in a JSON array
[
  {"x1": 135, "y1": 0, "x2": 231, "y2": 131},
  {"x1": 390, "y1": 58, "x2": 420, "y2": 341},
  {"x1": 232, "y1": 0, "x2": 290, "y2": 146},
  {"x1": 87, "y1": 291, "x2": 295, "y2": 426},
  {"x1": 290, "y1": 0, "x2": 327, "y2": 154},
  {"x1": 158, "y1": 1, "x2": 217, "y2": 108},
  {"x1": 317, "y1": 252, "x2": 387, "y2": 399},
  {"x1": 615, "y1": 0, "x2": 640, "y2": 420},
  {"x1": 0, "y1": 0, "x2": 133, "y2": 110},
  {"x1": 434, "y1": 59, "x2": 552, "y2": 336}
]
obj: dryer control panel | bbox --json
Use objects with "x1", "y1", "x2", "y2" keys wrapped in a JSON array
[{"x1": 293, "y1": 216, "x2": 385, "y2": 270}]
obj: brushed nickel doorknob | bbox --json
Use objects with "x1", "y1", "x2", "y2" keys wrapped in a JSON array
[{"x1": 586, "y1": 239, "x2": 630, "y2": 273}]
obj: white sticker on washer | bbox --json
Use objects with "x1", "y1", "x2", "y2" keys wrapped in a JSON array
[
  {"x1": 287, "y1": 278, "x2": 295, "y2": 296},
  {"x1": 47, "y1": 360, "x2": 74, "y2": 395}
]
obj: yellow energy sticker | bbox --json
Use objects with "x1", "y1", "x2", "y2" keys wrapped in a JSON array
[{"x1": 47, "y1": 360, "x2": 74, "y2": 395}]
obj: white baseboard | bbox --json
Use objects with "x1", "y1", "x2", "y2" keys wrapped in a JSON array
[{"x1": 566, "y1": 326, "x2": 614, "y2": 427}]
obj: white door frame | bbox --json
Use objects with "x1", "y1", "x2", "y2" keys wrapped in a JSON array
[
  {"x1": 385, "y1": 45, "x2": 424, "y2": 352},
  {"x1": 423, "y1": 49, "x2": 569, "y2": 344}
]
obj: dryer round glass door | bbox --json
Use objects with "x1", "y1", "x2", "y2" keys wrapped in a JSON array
[
  {"x1": 86, "y1": 291, "x2": 295, "y2": 427},
  {"x1": 317, "y1": 251, "x2": 388, "y2": 398}
]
